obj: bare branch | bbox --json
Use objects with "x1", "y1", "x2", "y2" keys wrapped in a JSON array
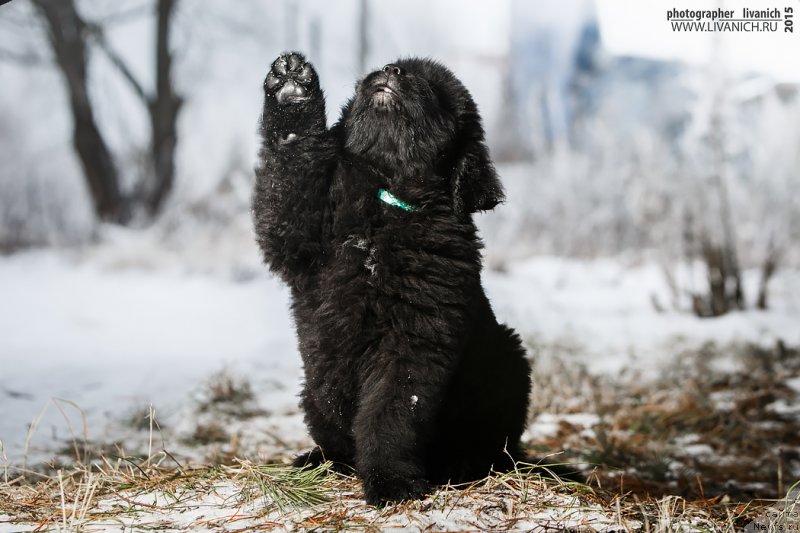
[
  {"x1": 143, "y1": 0, "x2": 183, "y2": 215},
  {"x1": 86, "y1": 23, "x2": 151, "y2": 105}
]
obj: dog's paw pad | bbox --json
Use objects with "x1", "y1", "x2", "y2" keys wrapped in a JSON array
[{"x1": 265, "y1": 53, "x2": 316, "y2": 105}]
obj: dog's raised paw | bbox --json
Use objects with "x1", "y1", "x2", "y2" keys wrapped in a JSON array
[{"x1": 265, "y1": 52, "x2": 316, "y2": 105}]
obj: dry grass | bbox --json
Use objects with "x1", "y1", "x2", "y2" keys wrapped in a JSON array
[
  {"x1": 0, "y1": 447, "x2": 779, "y2": 530},
  {"x1": 525, "y1": 339, "x2": 800, "y2": 531},
  {"x1": 0, "y1": 456, "x2": 638, "y2": 531},
  {"x1": 198, "y1": 369, "x2": 265, "y2": 418},
  {"x1": 2, "y1": 341, "x2": 798, "y2": 531}
]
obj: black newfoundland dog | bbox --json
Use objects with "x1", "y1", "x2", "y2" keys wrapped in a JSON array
[{"x1": 253, "y1": 52, "x2": 531, "y2": 505}]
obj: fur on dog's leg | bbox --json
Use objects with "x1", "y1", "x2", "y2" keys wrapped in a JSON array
[
  {"x1": 353, "y1": 333, "x2": 459, "y2": 505},
  {"x1": 353, "y1": 374, "x2": 431, "y2": 504},
  {"x1": 294, "y1": 392, "x2": 356, "y2": 469},
  {"x1": 253, "y1": 52, "x2": 336, "y2": 285}
]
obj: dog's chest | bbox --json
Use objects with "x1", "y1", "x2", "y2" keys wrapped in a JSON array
[
  {"x1": 332, "y1": 197, "x2": 418, "y2": 282},
  {"x1": 341, "y1": 234, "x2": 379, "y2": 277}
]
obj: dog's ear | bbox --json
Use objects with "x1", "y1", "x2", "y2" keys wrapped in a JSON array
[{"x1": 452, "y1": 118, "x2": 505, "y2": 214}]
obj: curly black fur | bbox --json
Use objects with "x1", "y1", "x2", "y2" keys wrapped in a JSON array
[{"x1": 253, "y1": 53, "x2": 531, "y2": 505}]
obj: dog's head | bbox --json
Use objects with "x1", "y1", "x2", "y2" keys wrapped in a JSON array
[{"x1": 342, "y1": 58, "x2": 504, "y2": 214}]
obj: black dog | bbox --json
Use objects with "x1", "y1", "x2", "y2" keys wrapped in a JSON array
[{"x1": 253, "y1": 52, "x2": 531, "y2": 505}]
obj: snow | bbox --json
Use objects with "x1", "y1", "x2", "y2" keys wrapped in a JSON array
[
  {"x1": 673, "y1": 434, "x2": 715, "y2": 457},
  {"x1": 768, "y1": 399, "x2": 800, "y2": 416},
  {"x1": 1, "y1": 228, "x2": 797, "y2": 469},
  {"x1": 486, "y1": 256, "x2": 799, "y2": 375},
  {"x1": 787, "y1": 377, "x2": 800, "y2": 395},
  {"x1": 0, "y1": 242, "x2": 302, "y2": 466},
  {"x1": 525, "y1": 413, "x2": 600, "y2": 440}
]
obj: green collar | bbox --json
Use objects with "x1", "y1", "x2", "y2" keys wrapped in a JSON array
[{"x1": 378, "y1": 188, "x2": 417, "y2": 212}]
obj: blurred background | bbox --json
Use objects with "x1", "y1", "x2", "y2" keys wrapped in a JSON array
[{"x1": 0, "y1": 0, "x2": 798, "y2": 498}]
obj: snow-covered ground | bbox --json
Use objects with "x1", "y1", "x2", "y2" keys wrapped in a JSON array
[
  {"x1": 0, "y1": 243, "x2": 299, "y2": 467},
  {"x1": 491, "y1": 256, "x2": 800, "y2": 374},
  {"x1": 1, "y1": 221, "x2": 797, "y2": 470}
]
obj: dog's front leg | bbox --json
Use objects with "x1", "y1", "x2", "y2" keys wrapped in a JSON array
[
  {"x1": 253, "y1": 52, "x2": 336, "y2": 286},
  {"x1": 353, "y1": 333, "x2": 455, "y2": 505}
]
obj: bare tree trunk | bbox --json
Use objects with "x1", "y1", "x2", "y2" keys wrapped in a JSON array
[
  {"x1": 31, "y1": 0, "x2": 182, "y2": 223},
  {"x1": 86, "y1": 0, "x2": 183, "y2": 218},
  {"x1": 757, "y1": 244, "x2": 780, "y2": 310},
  {"x1": 32, "y1": 0, "x2": 126, "y2": 223},
  {"x1": 144, "y1": 0, "x2": 182, "y2": 216}
]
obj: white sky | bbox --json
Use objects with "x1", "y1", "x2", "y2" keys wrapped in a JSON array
[{"x1": 596, "y1": 0, "x2": 800, "y2": 81}]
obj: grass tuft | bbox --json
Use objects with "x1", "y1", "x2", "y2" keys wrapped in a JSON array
[{"x1": 234, "y1": 460, "x2": 335, "y2": 512}]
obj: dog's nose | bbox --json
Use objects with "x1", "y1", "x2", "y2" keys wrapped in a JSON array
[{"x1": 382, "y1": 64, "x2": 404, "y2": 77}]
